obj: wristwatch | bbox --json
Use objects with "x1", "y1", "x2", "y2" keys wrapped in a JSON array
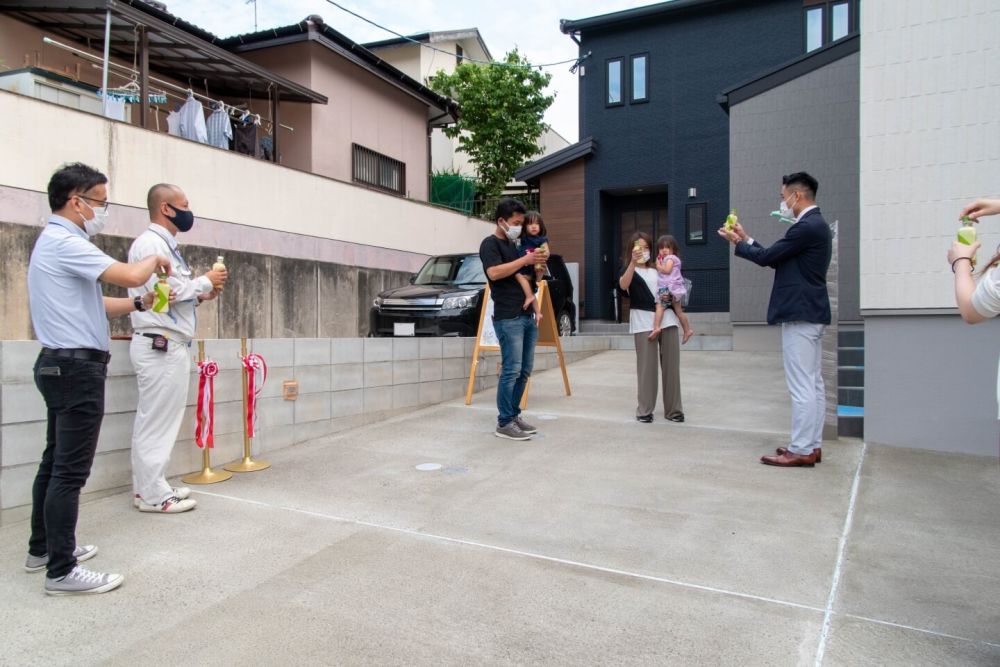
[{"x1": 134, "y1": 295, "x2": 146, "y2": 312}]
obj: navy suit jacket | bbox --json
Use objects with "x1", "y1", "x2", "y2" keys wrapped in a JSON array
[{"x1": 734, "y1": 207, "x2": 832, "y2": 325}]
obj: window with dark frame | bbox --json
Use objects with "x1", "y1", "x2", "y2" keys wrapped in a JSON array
[
  {"x1": 630, "y1": 53, "x2": 649, "y2": 103},
  {"x1": 456, "y1": 44, "x2": 464, "y2": 65},
  {"x1": 352, "y1": 143, "x2": 406, "y2": 196},
  {"x1": 804, "y1": 0, "x2": 857, "y2": 52},
  {"x1": 831, "y1": 1, "x2": 850, "y2": 41},
  {"x1": 606, "y1": 58, "x2": 623, "y2": 106},
  {"x1": 685, "y1": 203, "x2": 707, "y2": 245}
]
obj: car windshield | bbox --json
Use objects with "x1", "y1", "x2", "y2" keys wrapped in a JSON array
[{"x1": 414, "y1": 255, "x2": 486, "y2": 286}]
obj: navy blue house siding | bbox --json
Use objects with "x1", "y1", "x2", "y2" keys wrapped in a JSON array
[{"x1": 574, "y1": 0, "x2": 804, "y2": 318}]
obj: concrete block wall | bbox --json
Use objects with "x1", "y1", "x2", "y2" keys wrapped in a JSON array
[{"x1": 0, "y1": 335, "x2": 615, "y2": 517}]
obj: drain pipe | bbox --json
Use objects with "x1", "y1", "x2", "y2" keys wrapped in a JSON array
[{"x1": 100, "y1": 9, "x2": 111, "y2": 116}]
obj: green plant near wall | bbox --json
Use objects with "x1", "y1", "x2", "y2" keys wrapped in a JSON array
[
  {"x1": 430, "y1": 169, "x2": 477, "y2": 215},
  {"x1": 430, "y1": 49, "x2": 553, "y2": 208}
]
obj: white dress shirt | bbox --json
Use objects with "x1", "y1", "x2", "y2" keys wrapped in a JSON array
[
  {"x1": 178, "y1": 96, "x2": 208, "y2": 144},
  {"x1": 128, "y1": 224, "x2": 213, "y2": 340}
]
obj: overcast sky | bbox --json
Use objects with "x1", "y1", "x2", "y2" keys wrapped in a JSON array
[{"x1": 163, "y1": 0, "x2": 657, "y2": 142}]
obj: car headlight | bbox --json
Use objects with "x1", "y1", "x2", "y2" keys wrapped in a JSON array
[
  {"x1": 441, "y1": 293, "x2": 478, "y2": 310},
  {"x1": 373, "y1": 296, "x2": 383, "y2": 308}
]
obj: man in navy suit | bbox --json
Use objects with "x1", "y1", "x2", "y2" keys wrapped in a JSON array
[{"x1": 719, "y1": 172, "x2": 832, "y2": 467}]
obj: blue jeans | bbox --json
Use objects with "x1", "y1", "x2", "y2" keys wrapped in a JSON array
[{"x1": 493, "y1": 313, "x2": 538, "y2": 427}]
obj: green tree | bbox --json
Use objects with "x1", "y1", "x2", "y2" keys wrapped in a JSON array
[{"x1": 430, "y1": 49, "x2": 554, "y2": 206}]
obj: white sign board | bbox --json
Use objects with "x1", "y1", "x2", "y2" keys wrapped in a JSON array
[{"x1": 477, "y1": 292, "x2": 499, "y2": 348}]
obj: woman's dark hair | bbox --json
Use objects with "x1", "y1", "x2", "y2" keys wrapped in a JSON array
[
  {"x1": 47, "y1": 162, "x2": 107, "y2": 211},
  {"x1": 623, "y1": 231, "x2": 655, "y2": 269},
  {"x1": 656, "y1": 234, "x2": 680, "y2": 258},
  {"x1": 523, "y1": 211, "x2": 547, "y2": 238},
  {"x1": 980, "y1": 245, "x2": 1000, "y2": 277}
]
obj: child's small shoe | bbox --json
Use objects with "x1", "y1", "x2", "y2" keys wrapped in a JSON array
[{"x1": 682, "y1": 328, "x2": 694, "y2": 344}]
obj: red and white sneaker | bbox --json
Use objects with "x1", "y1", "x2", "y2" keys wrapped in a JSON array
[
  {"x1": 133, "y1": 487, "x2": 191, "y2": 508},
  {"x1": 137, "y1": 495, "x2": 197, "y2": 513}
]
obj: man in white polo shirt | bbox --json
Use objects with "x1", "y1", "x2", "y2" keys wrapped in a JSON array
[
  {"x1": 128, "y1": 183, "x2": 226, "y2": 514},
  {"x1": 26, "y1": 162, "x2": 172, "y2": 595}
]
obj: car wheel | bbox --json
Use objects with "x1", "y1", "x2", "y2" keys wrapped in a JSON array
[{"x1": 558, "y1": 310, "x2": 573, "y2": 337}]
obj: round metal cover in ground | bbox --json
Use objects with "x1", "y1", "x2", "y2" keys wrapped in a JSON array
[{"x1": 415, "y1": 463, "x2": 442, "y2": 471}]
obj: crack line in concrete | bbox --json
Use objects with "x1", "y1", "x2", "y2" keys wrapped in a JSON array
[
  {"x1": 191, "y1": 482, "x2": 998, "y2": 652},
  {"x1": 815, "y1": 440, "x2": 868, "y2": 666},
  {"x1": 192, "y1": 488, "x2": 825, "y2": 614},
  {"x1": 454, "y1": 404, "x2": 791, "y2": 436},
  {"x1": 842, "y1": 613, "x2": 1000, "y2": 649}
]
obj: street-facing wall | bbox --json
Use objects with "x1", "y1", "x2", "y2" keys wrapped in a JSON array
[{"x1": 0, "y1": 335, "x2": 617, "y2": 517}]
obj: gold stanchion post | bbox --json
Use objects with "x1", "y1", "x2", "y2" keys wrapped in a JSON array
[
  {"x1": 183, "y1": 340, "x2": 233, "y2": 484},
  {"x1": 224, "y1": 337, "x2": 270, "y2": 472}
]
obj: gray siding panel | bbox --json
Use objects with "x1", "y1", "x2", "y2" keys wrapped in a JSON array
[
  {"x1": 729, "y1": 52, "x2": 860, "y2": 324},
  {"x1": 866, "y1": 314, "x2": 999, "y2": 456}
]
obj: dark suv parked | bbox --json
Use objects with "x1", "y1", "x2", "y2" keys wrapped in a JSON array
[{"x1": 370, "y1": 253, "x2": 576, "y2": 337}]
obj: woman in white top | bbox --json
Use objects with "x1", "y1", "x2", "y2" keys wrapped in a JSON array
[
  {"x1": 948, "y1": 198, "x2": 1000, "y2": 417},
  {"x1": 618, "y1": 232, "x2": 685, "y2": 423}
]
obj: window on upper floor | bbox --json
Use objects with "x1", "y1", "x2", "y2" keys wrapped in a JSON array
[
  {"x1": 352, "y1": 143, "x2": 406, "y2": 196},
  {"x1": 630, "y1": 54, "x2": 649, "y2": 103},
  {"x1": 456, "y1": 44, "x2": 464, "y2": 65},
  {"x1": 606, "y1": 58, "x2": 623, "y2": 106},
  {"x1": 804, "y1": 0, "x2": 857, "y2": 52}
]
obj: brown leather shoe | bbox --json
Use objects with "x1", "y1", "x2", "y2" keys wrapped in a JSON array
[
  {"x1": 776, "y1": 447, "x2": 822, "y2": 463},
  {"x1": 761, "y1": 450, "x2": 818, "y2": 467}
]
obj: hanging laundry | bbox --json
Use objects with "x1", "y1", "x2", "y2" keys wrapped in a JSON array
[
  {"x1": 102, "y1": 97, "x2": 127, "y2": 122},
  {"x1": 166, "y1": 110, "x2": 181, "y2": 137},
  {"x1": 260, "y1": 135, "x2": 274, "y2": 161},
  {"x1": 178, "y1": 95, "x2": 208, "y2": 144},
  {"x1": 206, "y1": 107, "x2": 233, "y2": 150},
  {"x1": 234, "y1": 122, "x2": 258, "y2": 157}
]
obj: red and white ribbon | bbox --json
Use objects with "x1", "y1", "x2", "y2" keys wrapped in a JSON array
[
  {"x1": 242, "y1": 352, "x2": 268, "y2": 438},
  {"x1": 195, "y1": 360, "x2": 219, "y2": 449}
]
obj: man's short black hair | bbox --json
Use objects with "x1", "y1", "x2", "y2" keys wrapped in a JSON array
[
  {"x1": 47, "y1": 162, "x2": 108, "y2": 211},
  {"x1": 494, "y1": 197, "x2": 526, "y2": 223},
  {"x1": 782, "y1": 172, "x2": 818, "y2": 199}
]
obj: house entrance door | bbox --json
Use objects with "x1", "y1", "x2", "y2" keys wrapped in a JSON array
[{"x1": 612, "y1": 194, "x2": 669, "y2": 266}]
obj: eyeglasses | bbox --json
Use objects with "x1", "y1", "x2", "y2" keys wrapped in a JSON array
[{"x1": 75, "y1": 194, "x2": 110, "y2": 213}]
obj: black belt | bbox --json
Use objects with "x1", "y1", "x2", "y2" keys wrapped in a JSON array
[
  {"x1": 138, "y1": 332, "x2": 191, "y2": 347},
  {"x1": 39, "y1": 347, "x2": 111, "y2": 364}
]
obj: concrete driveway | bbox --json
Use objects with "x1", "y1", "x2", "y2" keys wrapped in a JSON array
[{"x1": 1, "y1": 349, "x2": 998, "y2": 665}]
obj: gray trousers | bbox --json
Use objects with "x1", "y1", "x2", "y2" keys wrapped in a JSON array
[
  {"x1": 634, "y1": 327, "x2": 683, "y2": 419},
  {"x1": 781, "y1": 321, "x2": 825, "y2": 454}
]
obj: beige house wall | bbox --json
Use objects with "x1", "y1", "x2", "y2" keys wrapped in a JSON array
[{"x1": 0, "y1": 91, "x2": 476, "y2": 251}]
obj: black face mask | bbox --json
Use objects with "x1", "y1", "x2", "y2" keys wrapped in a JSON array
[{"x1": 165, "y1": 203, "x2": 194, "y2": 232}]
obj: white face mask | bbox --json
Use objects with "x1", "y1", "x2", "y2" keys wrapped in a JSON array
[
  {"x1": 503, "y1": 222, "x2": 522, "y2": 241},
  {"x1": 779, "y1": 193, "x2": 797, "y2": 220},
  {"x1": 79, "y1": 200, "x2": 110, "y2": 237}
]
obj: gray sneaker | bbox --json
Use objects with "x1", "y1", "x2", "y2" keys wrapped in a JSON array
[
  {"x1": 514, "y1": 415, "x2": 538, "y2": 434},
  {"x1": 24, "y1": 544, "x2": 98, "y2": 573},
  {"x1": 45, "y1": 565, "x2": 123, "y2": 596},
  {"x1": 495, "y1": 422, "x2": 532, "y2": 440}
]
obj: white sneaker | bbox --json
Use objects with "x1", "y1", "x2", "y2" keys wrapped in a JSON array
[
  {"x1": 45, "y1": 565, "x2": 123, "y2": 596},
  {"x1": 24, "y1": 544, "x2": 98, "y2": 573},
  {"x1": 133, "y1": 486, "x2": 191, "y2": 508},
  {"x1": 137, "y1": 495, "x2": 197, "y2": 513}
]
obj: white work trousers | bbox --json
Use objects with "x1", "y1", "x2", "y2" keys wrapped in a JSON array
[
  {"x1": 130, "y1": 335, "x2": 191, "y2": 505},
  {"x1": 781, "y1": 321, "x2": 826, "y2": 455}
]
